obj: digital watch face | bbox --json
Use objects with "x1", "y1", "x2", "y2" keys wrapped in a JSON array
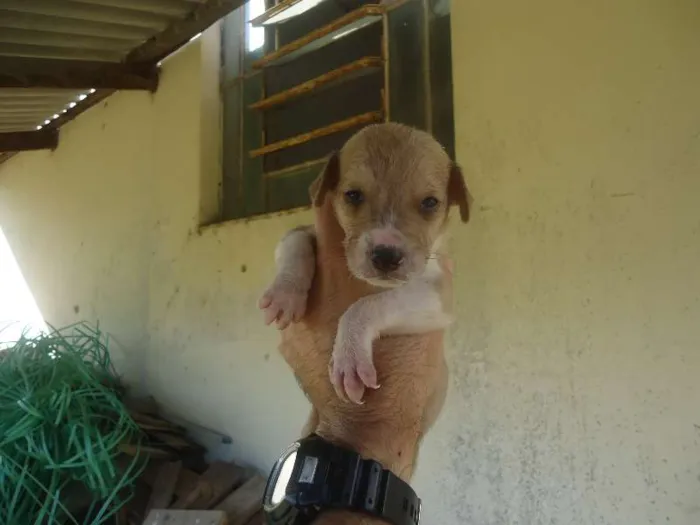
[{"x1": 265, "y1": 442, "x2": 301, "y2": 509}]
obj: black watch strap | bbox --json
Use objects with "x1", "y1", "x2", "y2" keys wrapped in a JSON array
[
  {"x1": 352, "y1": 458, "x2": 421, "y2": 525},
  {"x1": 291, "y1": 435, "x2": 422, "y2": 525}
]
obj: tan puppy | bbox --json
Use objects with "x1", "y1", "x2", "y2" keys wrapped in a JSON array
[
  {"x1": 260, "y1": 123, "x2": 470, "y2": 404},
  {"x1": 258, "y1": 123, "x2": 470, "y2": 523}
]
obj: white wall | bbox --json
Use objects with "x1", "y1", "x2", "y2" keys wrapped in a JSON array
[
  {"x1": 430, "y1": 1, "x2": 700, "y2": 523},
  {"x1": 1, "y1": 1, "x2": 699, "y2": 523},
  {"x1": 0, "y1": 88, "x2": 154, "y2": 380}
]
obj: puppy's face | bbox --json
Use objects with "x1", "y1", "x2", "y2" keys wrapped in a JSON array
[{"x1": 311, "y1": 123, "x2": 470, "y2": 287}]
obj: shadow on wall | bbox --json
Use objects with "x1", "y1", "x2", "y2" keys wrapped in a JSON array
[{"x1": 0, "y1": 225, "x2": 46, "y2": 348}]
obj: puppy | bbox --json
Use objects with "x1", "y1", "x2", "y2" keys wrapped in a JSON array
[
  {"x1": 259, "y1": 123, "x2": 470, "y2": 405},
  {"x1": 259, "y1": 124, "x2": 470, "y2": 523}
]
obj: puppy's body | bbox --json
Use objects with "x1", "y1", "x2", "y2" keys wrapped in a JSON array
[
  {"x1": 276, "y1": 197, "x2": 448, "y2": 524},
  {"x1": 261, "y1": 124, "x2": 469, "y2": 403},
  {"x1": 259, "y1": 123, "x2": 470, "y2": 523},
  {"x1": 264, "y1": 223, "x2": 452, "y2": 403}
]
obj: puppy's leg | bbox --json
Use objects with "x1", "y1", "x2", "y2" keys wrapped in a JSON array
[
  {"x1": 329, "y1": 278, "x2": 452, "y2": 404},
  {"x1": 258, "y1": 226, "x2": 316, "y2": 330}
]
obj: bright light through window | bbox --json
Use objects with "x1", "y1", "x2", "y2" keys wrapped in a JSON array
[
  {"x1": 264, "y1": 0, "x2": 327, "y2": 25},
  {"x1": 0, "y1": 227, "x2": 46, "y2": 349},
  {"x1": 246, "y1": 0, "x2": 266, "y2": 52}
]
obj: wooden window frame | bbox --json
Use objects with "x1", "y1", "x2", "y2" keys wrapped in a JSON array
[{"x1": 220, "y1": 0, "x2": 455, "y2": 221}]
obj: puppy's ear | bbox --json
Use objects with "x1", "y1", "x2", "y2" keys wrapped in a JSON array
[
  {"x1": 309, "y1": 151, "x2": 340, "y2": 207},
  {"x1": 448, "y1": 163, "x2": 473, "y2": 223}
]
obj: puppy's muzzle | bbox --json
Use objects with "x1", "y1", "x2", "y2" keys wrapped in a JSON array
[{"x1": 370, "y1": 245, "x2": 404, "y2": 273}]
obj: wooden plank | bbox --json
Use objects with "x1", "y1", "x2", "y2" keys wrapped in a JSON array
[
  {"x1": 214, "y1": 475, "x2": 266, "y2": 525},
  {"x1": 172, "y1": 483, "x2": 207, "y2": 511},
  {"x1": 141, "y1": 461, "x2": 167, "y2": 488},
  {"x1": 143, "y1": 509, "x2": 228, "y2": 525},
  {"x1": 249, "y1": 56, "x2": 383, "y2": 111},
  {"x1": 172, "y1": 462, "x2": 247, "y2": 510},
  {"x1": 252, "y1": 5, "x2": 385, "y2": 69},
  {"x1": 249, "y1": 111, "x2": 382, "y2": 158},
  {"x1": 131, "y1": 412, "x2": 186, "y2": 433},
  {"x1": 0, "y1": 129, "x2": 58, "y2": 152},
  {"x1": 119, "y1": 444, "x2": 174, "y2": 460},
  {"x1": 150, "y1": 431, "x2": 196, "y2": 451},
  {"x1": 172, "y1": 468, "x2": 202, "y2": 500},
  {"x1": 127, "y1": 478, "x2": 154, "y2": 524},
  {"x1": 146, "y1": 461, "x2": 182, "y2": 513},
  {"x1": 264, "y1": 157, "x2": 327, "y2": 179},
  {"x1": 243, "y1": 511, "x2": 263, "y2": 525},
  {"x1": 124, "y1": 396, "x2": 160, "y2": 415}
]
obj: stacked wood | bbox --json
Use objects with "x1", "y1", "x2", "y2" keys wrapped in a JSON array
[
  {"x1": 138, "y1": 461, "x2": 266, "y2": 525},
  {"x1": 121, "y1": 396, "x2": 208, "y2": 469},
  {"x1": 116, "y1": 397, "x2": 266, "y2": 525}
]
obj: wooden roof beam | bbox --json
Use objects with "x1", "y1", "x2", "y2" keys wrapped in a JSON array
[
  {"x1": 0, "y1": 57, "x2": 159, "y2": 91},
  {"x1": 0, "y1": 129, "x2": 58, "y2": 153},
  {"x1": 128, "y1": 0, "x2": 247, "y2": 64}
]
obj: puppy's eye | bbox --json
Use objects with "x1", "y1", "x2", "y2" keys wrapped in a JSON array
[
  {"x1": 344, "y1": 190, "x2": 364, "y2": 206},
  {"x1": 421, "y1": 196, "x2": 440, "y2": 211}
]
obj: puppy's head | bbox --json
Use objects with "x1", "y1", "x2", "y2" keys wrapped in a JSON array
[{"x1": 310, "y1": 123, "x2": 471, "y2": 287}]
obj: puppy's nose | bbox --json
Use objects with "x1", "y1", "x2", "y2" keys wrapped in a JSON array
[{"x1": 370, "y1": 245, "x2": 404, "y2": 273}]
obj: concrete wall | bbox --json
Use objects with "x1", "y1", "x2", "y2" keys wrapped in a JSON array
[
  {"x1": 0, "y1": 85, "x2": 154, "y2": 380},
  {"x1": 439, "y1": 1, "x2": 700, "y2": 523},
  {"x1": 1, "y1": 1, "x2": 699, "y2": 523}
]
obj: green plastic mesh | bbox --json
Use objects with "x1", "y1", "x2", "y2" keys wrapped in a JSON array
[{"x1": 0, "y1": 323, "x2": 146, "y2": 525}]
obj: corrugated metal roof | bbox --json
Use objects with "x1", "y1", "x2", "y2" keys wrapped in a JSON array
[
  {"x1": 0, "y1": 88, "x2": 87, "y2": 132},
  {"x1": 0, "y1": 0, "x2": 206, "y2": 62},
  {"x1": 0, "y1": 0, "x2": 216, "y2": 138}
]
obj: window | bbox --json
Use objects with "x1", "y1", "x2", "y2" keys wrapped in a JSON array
[{"x1": 220, "y1": 0, "x2": 455, "y2": 220}]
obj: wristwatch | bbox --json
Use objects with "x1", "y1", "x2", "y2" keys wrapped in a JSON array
[{"x1": 263, "y1": 434, "x2": 421, "y2": 525}]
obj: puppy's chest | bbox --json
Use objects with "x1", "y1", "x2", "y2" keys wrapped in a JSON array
[
  {"x1": 280, "y1": 323, "x2": 329, "y2": 365},
  {"x1": 278, "y1": 263, "x2": 366, "y2": 379},
  {"x1": 278, "y1": 318, "x2": 336, "y2": 400},
  {"x1": 422, "y1": 256, "x2": 443, "y2": 283}
]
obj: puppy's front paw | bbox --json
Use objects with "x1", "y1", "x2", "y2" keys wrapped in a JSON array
[
  {"x1": 329, "y1": 337, "x2": 379, "y2": 404},
  {"x1": 258, "y1": 278, "x2": 308, "y2": 330}
]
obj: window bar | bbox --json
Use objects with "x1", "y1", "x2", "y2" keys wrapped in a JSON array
[
  {"x1": 249, "y1": 56, "x2": 383, "y2": 111},
  {"x1": 249, "y1": 111, "x2": 383, "y2": 158},
  {"x1": 263, "y1": 157, "x2": 328, "y2": 179},
  {"x1": 251, "y1": 5, "x2": 385, "y2": 69}
]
